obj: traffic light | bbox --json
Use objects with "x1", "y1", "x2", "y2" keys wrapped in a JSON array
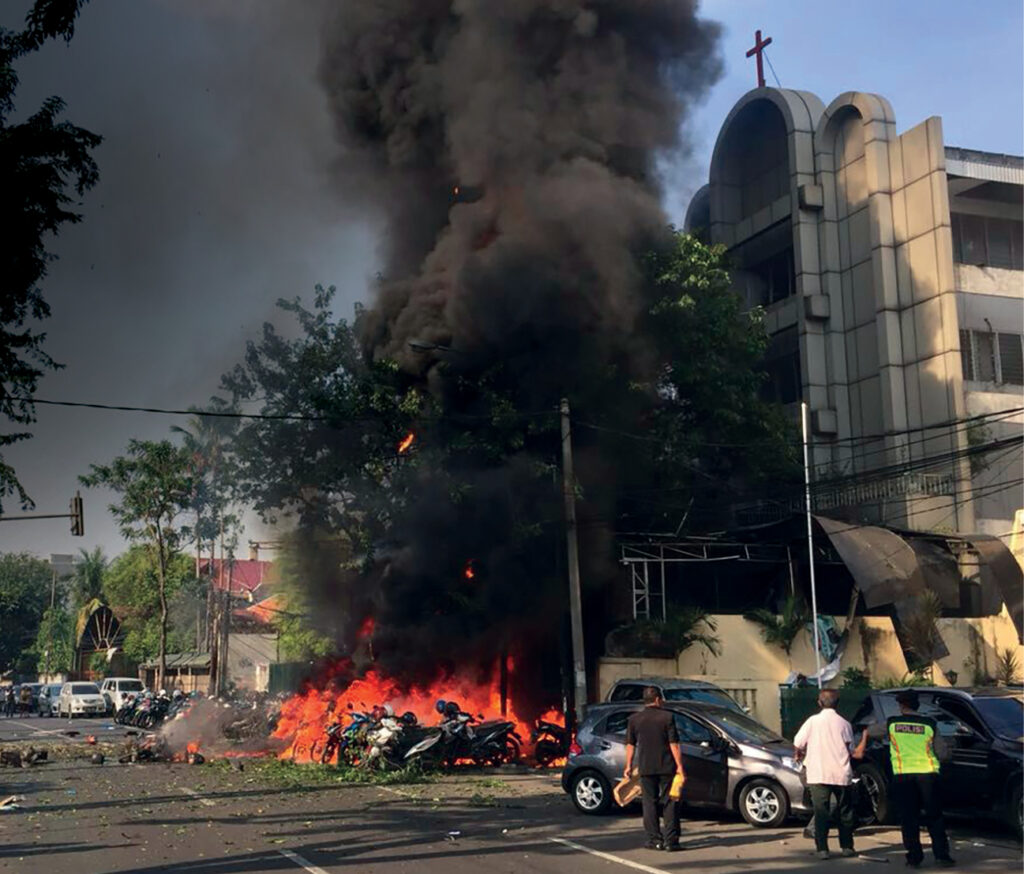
[{"x1": 70, "y1": 491, "x2": 84, "y2": 536}]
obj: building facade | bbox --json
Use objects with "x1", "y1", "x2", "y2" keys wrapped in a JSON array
[{"x1": 685, "y1": 88, "x2": 1023, "y2": 542}]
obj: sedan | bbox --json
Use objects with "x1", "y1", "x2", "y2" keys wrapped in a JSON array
[
  {"x1": 57, "y1": 682, "x2": 107, "y2": 718},
  {"x1": 562, "y1": 701, "x2": 810, "y2": 827}
]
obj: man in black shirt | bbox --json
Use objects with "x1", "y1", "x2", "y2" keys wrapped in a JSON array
[{"x1": 624, "y1": 687, "x2": 685, "y2": 851}]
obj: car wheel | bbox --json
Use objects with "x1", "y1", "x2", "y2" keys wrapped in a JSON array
[
  {"x1": 570, "y1": 770, "x2": 613, "y2": 815},
  {"x1": 854, "y1": 762, "x2": 892, "y2": 825},
  {"x1": 738, "y1": 778, "x2": 789, "y2": 828}
]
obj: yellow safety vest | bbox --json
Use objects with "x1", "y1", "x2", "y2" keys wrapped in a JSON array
[{"x1": 887, "y1": 715, "x2": 940, "y2": 775}]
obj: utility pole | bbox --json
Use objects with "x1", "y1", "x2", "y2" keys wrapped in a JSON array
[
  {"x1": 219, "y1": 586, "x2": 231, "y2": 693},
  {"x1": 560, "y1": 398, "x2": 587, "y2": 721},
  {"x1": 801, "y1": 402, "x2": 823, "y2": 687}
]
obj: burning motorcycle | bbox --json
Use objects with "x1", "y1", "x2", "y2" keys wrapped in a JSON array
[{"x1": 531, "y1": 717, "x2": 568, "y2": 767}]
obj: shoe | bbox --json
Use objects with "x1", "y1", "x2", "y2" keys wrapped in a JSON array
[
  {"x1": 905, "y1": 861, "x2": 921, "y2": 869},
  {"x1": 644, "y1": 841, "x2": 663, "y2": 851},
  {"x1": 934, "y1": 859, "x2": 956, "y2": 868},
  {"x1": 816, "y1": 850, "x2": 830, "y2": 860},
  {"x1": 663, "y1": 844, "x2": 682, "y2": 852},
  {"x1": 841, "y1": 849, "x2": 857, "y2": 858}
]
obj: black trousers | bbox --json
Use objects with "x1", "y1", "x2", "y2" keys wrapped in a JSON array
[
  {"x1": 640, "y1": 774, "x2": 680, "y2": 847},
  {"x1": 808, "y1": 784, "x2": 855, "y2": 852},
  {"x1": 892, "y1": 773, "x2": 951, "y2": 864}
]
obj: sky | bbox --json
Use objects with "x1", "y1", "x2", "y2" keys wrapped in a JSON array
[{"x1": 1, "y1": 0, "x2": 1021, "y2": 562}]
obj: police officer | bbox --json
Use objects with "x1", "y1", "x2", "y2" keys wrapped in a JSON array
[{"x1": 888, "y1": 690, "x2": 955, "y2": 868}]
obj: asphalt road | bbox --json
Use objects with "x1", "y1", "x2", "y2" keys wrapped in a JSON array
[
  {"x1": 0, "y1": 714, "x2": 139, "y2": 747},
  {"x1": 0, "y1": 754, "x2": 1020, "y2": 874}
]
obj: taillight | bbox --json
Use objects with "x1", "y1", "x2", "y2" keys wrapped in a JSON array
[{"x1": 568, "y1": 742, "x2": 583, "y2": 757}]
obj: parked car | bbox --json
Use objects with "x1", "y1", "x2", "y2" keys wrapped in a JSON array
[
  {"x1": 37, "y1": 683, "x2": 63, "y2": 716},
  {"x1": 99, "y1": 677, "x2": 145, "y2": 715},
  {"x1": 849, "y1": 687, "x2": 1023, "y2": 834},
  {"x1": 605, "y1": 677, "x2": 746, "y2": 712},
  {"x1": 562, "y1": 701, "x2": 810, "y2": 827},
  {"x1": 57, "y1": 682, "x2": 107, "y2": 718}
]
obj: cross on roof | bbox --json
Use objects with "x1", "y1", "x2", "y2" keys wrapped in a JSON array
[{"x1": 746, "y1": 29, "x2": 773, "y2": 89}]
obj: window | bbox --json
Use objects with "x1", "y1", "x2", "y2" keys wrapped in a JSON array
[
  {"x1": 602, "y1": 711, "x2": 632, "y2": 735},
  {"x1": 764, "y1": 326, "x2": 802, "y2": 404},
  {"x1": 609, "y1": 683, "x2": 644, "y2": 702},
  {"x1": 935, "y1": 697, "x2": 987, "y2": 736},
  {"x1": 672, "y1": 713, "x2": 713, "y2": 744},
  {"x1": 960, "y1": 329, "x2": 1024, "y2": 385},
  {"x1": 751, "y1": 248, "x2": 796, "y2": 305},
  {"x1": 998, "y1": 333, "x2": 1024, "y2": 385},
  {"x1": 952, "y1": 214, "x2": 1024, "y2": 270}
]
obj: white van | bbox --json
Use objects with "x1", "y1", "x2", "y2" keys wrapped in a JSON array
[{"x1": 99, "y1": 677, "x2": 145, "y2": 714}]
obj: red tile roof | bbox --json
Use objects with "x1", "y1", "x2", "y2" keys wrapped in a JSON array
[{"x1": 199, "y1": 559, "x2": 276, "y2": 596}]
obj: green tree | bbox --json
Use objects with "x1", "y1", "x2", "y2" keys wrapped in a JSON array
[
  {"x1": 102, "y1": 545, "x2": 197, "y2": 667},
  {"x1": 81, "y1": 440, "x2": 196, "y2": 689},
  {"x1": 0, "y1": 551, "x2": 52, "y2": 673},
  {"x1": 0, "y1": 0, "x2": 100, "y2": 510},
  {"x1": 744, "y1": 592, "x2": 811, "y2": 663},
  {"x1": 31, "y1": 604, "x2": 73, "y2": 675},
  {"x1": 70, "y1": 545, "x2": 105, "y2": 612}
]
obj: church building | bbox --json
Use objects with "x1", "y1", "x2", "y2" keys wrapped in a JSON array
[{"x1": 684, "y1": 87, "x2": 1023, "y2": 544}]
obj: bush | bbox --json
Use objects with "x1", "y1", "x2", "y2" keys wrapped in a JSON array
[{"x1": 605, "y1": 608, "x2": 720, "y2": 659}]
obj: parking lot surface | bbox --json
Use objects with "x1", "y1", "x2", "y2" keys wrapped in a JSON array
[{"x1": 0, "y1": 753, "x2": 1020, "y2": 874}]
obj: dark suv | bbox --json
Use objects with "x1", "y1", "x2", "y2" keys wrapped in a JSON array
[
  {"x1": 605, "y1": 677, "x2": 745, "y2": 712},
  {"x1": 849, "y1": 688, "x2": 1023, "y2": 834}
]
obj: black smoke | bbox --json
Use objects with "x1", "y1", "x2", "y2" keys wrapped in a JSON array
[{"x1": 293, "y1": 1, "x2": 722, "y2": 709}]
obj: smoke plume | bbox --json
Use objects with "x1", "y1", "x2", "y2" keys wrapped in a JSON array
[{"x1": 296, "y1": 1, "x2": 722, "y2": 705}]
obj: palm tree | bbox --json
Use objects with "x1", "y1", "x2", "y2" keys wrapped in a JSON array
[
  {"x1": 899, "y1": 590, "x2": 944, "y2": 679},
  {"x1": 72, "y1": 547, "x2": 106, "y2": 612},
  {"x1": 744, "y1": 592, "x2": 810, "y2": 664}
]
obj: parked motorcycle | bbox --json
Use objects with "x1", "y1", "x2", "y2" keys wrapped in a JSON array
[{"x1": 531, "y1": 718, "x2": 568, "y2": 767}]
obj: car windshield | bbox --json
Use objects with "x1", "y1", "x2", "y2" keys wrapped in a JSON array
[
  {"x1": 973, "y1": 697, "x2": 1024, "y2": 740},
  {"x1": 71, "y1": 683, "x2": 100, "y2": 695},
  {"x1": 707, "y1": 709, "x2": 786, "y2": 745},
  {"x1": 120, "y1": 680, "x2": 143, "y2": 691}
]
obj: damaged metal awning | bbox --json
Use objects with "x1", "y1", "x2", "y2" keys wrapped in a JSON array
[
  {"x1": 965, "y1": 534, "x2": 1024, "y2": 642},
  {"x1": 813, "y1": 516, "x2": 927, "y2": 609},
  {"x1": 814, "y1": 515, "x2": 1023, "y2": 647}
]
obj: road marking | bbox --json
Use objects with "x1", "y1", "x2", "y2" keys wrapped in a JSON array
[
  {"x1": 549, "y1": 837, "x2": 670, "y2": 873},
  {"x1": 278, "y1": 848, "x2": 330, "y2": 874},
  {"x1": 180, "y1": 787, "x2": 215, "y2": 807}
]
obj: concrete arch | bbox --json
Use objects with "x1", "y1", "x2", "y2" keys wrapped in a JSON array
[
  {"x1": 708, "y1": 88, "x2": 825, "y2": 227},
  {"x1": 814, "y1": 91, "x2": 896, "y2": 164},
  {"x1": 709, "y1": 87, "x2": 825, "y2": 184},
  {"x1": 683, "y1": 184, "x2": 710, "y2": 237}
]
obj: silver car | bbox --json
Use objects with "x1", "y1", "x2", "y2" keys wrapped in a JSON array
[{"x1": 562, "y1": 701, "x2": 811, "y2": 827}]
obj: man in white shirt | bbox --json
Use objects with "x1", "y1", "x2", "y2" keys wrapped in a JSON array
[{"x1": 794, "y1": 689, "x2": 868, "y2": 860}]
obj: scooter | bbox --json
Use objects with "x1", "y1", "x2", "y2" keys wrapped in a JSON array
[{"x1": 531, "y1": 718, "x2": 568, "y2": 766}]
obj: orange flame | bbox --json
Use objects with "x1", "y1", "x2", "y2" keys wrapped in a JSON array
[
  {"x1": 463, "y1": 560, "x2": 475, "y2": 581},
  {"x1": 272, "y1": 663, "x2": 540, "y2": 763},
  {"x1": 397, "y1": 432, "x2": 416, "y2": 454}
]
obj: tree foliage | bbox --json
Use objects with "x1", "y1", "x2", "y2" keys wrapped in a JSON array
[
  {"x1": 101, "y1": 545, "x2": 197, "y2": 666},
  {"x1": 744, "y1": 592, "x2": 810, "y2": 658},
  {"x1": 0, "y1": 0, "x2": 99, "y2": 509},
  {"x1": 81, "y1": 440, "x2": 196, "y2": 687},
  {"x1": 30, "y1": 604, "x2": 73, "y2": 675},
  {"x1": 0, "y1": 551, "x2": 52, "y2": 673}
]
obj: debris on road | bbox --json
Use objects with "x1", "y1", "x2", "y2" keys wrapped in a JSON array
[
  {"x1": 90, "y1": 752, "x2": 105, "y2": 765},
  {"x1": 0, "y1": 750, "x2": 21, "y2": 767},
  {"x1": 0, "y1": 795, "x2": 24, "y2": 811}
]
